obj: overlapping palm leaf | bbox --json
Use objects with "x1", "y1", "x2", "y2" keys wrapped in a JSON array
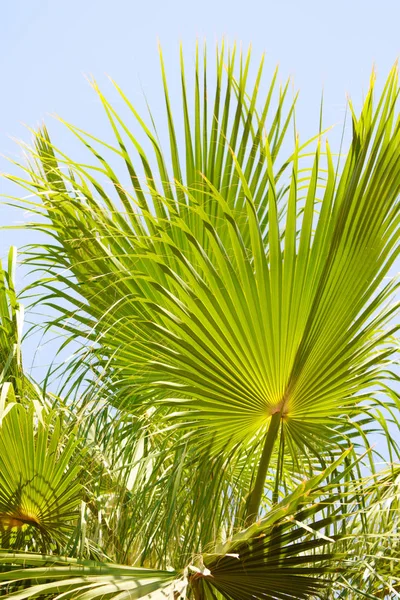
[
  {"x1": 2, "y1": 44, "x2": 400, "y2": 598},
  {"x1": 0, "y1": 450, "x2": 365, "y2": 600},
  {"x1": 7, "y1": 47, "x2": 399, "y2": 470}
]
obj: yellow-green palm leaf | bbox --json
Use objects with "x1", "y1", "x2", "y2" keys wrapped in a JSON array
[
  {"x1": 0, "y1": 400, "x2": 82, "y2": 550},
  {"x1": 6, "y1": 45, "x2": 400, "y2": 527}
]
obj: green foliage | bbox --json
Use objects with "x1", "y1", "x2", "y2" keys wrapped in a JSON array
[
  {"x1": 0, "y1": 247, "x2": 25, "y2": 397},
  {"x1": 0, "y1": 403, "x2": 82, "y2": 551},
  {"x1": 0, "y1": 44, "x2": 399, "y2": 598}
]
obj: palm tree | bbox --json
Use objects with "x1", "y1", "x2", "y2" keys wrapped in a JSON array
[{"x1": 0, "y1": 43, "x2": 399, "y2": 598}]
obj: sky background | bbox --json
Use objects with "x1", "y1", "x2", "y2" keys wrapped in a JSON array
[{"x1": 1, "y1": 0, "x2": 400, "y2": 383}]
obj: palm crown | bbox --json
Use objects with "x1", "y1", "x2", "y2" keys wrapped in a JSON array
[{"x1": 0, "y1": 44, "x2": 399, "y2": 598}]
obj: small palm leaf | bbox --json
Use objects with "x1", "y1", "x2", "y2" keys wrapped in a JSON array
[{"x1": 0, "y1": 400, "x2": 82, "y2": 551}]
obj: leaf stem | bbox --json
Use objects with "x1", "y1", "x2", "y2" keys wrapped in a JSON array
[{"x1": 244, "y1": 412, "x2": 281, "y2": 526}]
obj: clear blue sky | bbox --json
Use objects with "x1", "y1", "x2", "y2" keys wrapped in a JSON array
[{"x1": 1, "y1": 0, "x2": 399, "y2": 379}]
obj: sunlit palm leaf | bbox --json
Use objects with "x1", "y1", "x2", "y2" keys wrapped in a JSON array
[
  {"x1": 0, "y1": 401, "x2": 82, "y2": 550},
  {"x1": 2, "y1": 44, "x2": 400, "y2": 598},
  {"x1": 8, "y1": 49, "x2": 399, "y2": 489},
  {"x1": 8, "y1": 50, "x2": 399, "y2": 456}
]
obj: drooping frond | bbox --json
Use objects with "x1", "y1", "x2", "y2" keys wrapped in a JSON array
[{"x1": 0, "y1": 555, "x2": 185, "y2": 600}]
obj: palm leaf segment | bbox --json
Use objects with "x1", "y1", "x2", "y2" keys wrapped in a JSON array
[
  {"x1": 11, "y1": 46, "x2": 400, "y2": 462},
  {"x1": 0, "y1": 247, "x2": 44, "y2": 406},
  {"x1": 0, "y1": 248, "x2": 24, "y2": 397}
]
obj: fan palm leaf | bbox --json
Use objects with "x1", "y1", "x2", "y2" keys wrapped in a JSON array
[
  {"x1": 1, "y1": 44, "x2": 400, "y2": 598},
  {"x1": 7, "y1": 47, "x2": 399, "y2": 520},
  {"x1": 0, "y1": 400, "x2": 83, "y2": 551}
]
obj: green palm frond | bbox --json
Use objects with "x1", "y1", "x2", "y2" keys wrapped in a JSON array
[
  {"x1": 0, "y1": 449, "x2": 375, "y2": 600},
  {"x1": 8, "y1": 49, "x2": 399, "y2": 454},
  {"x1": 2, "y1": 43, "x2": 400, "y2": 597},
  {"x1": 0, "y1": 555, "x2": 185, "y2": 600},
  {"x1": 0, "y1": 401, "x2": 83, "y2": 551},
  {"x1": 0, "y1": 247, "x2": 24, "y2": 395}
]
